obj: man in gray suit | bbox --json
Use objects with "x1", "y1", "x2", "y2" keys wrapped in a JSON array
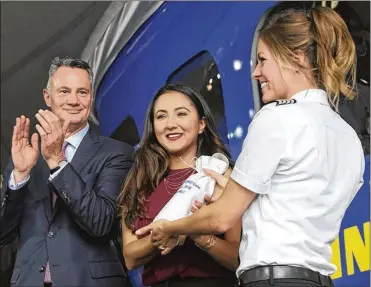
[{"x1": 0, "y1": 57, "x2": 133, "y2": 287}]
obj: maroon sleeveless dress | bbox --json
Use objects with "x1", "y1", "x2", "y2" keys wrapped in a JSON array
[{"x1": 134, "y1": 168, "x2": 236, "y2": 286}]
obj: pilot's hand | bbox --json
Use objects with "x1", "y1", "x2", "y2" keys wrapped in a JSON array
[
  {"x1": 136, "y1": 219, "x2": 179, "y2": 255},
  {"x1": 203, "y1": 167, "x2": 232, "y2": 202}
]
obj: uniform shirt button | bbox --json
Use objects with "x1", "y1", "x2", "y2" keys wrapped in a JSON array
[
  {"x1": 47, "y1": 231, "x2": 55, "y2": 238},
  {"x1": 39, "y1": 266, "x2": 45, "y2": 272}
]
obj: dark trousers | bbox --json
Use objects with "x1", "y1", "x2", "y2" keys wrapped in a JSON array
[
  {"x1": 152, "y1": 276, "x2": 236, "y2": 287},
  {"x1": 238, "y1": 278, "x2": 335, "y2": 287}
]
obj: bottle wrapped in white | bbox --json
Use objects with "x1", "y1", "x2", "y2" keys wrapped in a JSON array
[{"x1": 154, "y1": 153, "x2": 229, "y2": 222}]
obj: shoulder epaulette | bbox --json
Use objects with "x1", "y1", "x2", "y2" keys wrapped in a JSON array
[{"x1": 274, "y1": 99, "x2": 297, "y2": 106}]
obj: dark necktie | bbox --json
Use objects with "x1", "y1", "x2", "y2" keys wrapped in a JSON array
[{"x1": 44, "y1": 142, "x2": 68, "y2": 283}]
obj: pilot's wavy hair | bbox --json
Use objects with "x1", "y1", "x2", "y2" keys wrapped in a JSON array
[
  {"x1": 259, "y1": 6, "x2": 357, "y2": 110},
  {"x1": 118, "y1": 83, "x2": 233, "y2": 229}
]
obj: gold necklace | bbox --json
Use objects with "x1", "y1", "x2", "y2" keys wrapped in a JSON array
[{"x1": 164, "y1": 168, "x2": 195, "y2": 195}]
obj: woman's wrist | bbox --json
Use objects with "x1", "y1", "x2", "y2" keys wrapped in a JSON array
[
  {"x1": 190, "y1": 234, "x2": 205, "y2": 245},
  {"x1": 194, "y1": 235, "x2": 216, "y2": 251}
]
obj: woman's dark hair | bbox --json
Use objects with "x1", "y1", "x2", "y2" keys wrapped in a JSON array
[{"x1": 118, "y1": 83, "x2": 233, "y2": 229}]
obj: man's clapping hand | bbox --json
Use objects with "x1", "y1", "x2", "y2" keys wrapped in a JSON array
[
  {"x1": 35, "y1": 109, "x2": 70, "y2": 169},
  {"x1": 11, "y1": 115, "x2": 39, "y2": 183}
]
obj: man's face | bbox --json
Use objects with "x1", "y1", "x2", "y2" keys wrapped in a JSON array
[{"x1": 43, "y1": 66, "x2": 92, "y2": 129}]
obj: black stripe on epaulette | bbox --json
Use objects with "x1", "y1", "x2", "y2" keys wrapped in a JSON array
[{"x1": 274, "y1": 99, "x2": 297, "y2": 106}]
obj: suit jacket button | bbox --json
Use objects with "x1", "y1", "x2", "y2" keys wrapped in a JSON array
[
  {"x1": 47, "y1": 231, "x2": 55, "y2": 238},
  {"x1": 39, "y1": 266, "x2": 45, "y2": 272}
]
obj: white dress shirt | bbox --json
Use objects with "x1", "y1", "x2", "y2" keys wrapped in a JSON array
[
  {"x1": 9, "y1": 123, "x2": 90, "y2": 189},
  {"x1": 231, "y1": 89, "x2": 365, "y2": 277}
]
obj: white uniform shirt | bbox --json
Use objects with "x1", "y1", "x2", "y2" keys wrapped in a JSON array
[{"x1": 230, "y1": 89, "x2": 365, "y2": 277}]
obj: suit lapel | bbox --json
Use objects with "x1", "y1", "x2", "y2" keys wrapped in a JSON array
[
  {"x1": 50, "y1": 128, "x2": 101, "y2": 222},
  {"x1": 69, "y1": 128, "x2": 101, "y2": 174}
]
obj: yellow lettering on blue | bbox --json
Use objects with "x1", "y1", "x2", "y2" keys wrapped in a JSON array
[
  {"x1": 331, "y1": 237, "x2": 342, "y2": 279},
  {"x1": 344, "y1": 222, "x2": 370, "y2": 276},
  {"x1": 330, "y1": 222, "x2": 370, "y2": 279}
]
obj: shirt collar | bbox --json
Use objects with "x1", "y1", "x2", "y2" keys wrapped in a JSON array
[
  {"x1": 65, "y1": 123, "x2": 90, "y2": 150},
  {"x1": 291, "y1": 89, "x2": 329, "y2": 106}
]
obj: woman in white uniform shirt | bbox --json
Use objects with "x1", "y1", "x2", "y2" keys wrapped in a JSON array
[{"x1": 135, "y1": 6, "x2": 365, "y2": 287}]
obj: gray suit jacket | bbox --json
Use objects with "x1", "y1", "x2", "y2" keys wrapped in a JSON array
[{"x1": 0, "y1": 128, "x2": 133, "y2": 287}]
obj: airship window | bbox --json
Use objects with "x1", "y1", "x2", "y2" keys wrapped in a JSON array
[
  {"x1": 109, "y1": 115, "x2": 140, "y2": 147},
  {"x1": 166, "y1": 51, "x2": 229, "y2": 143}
]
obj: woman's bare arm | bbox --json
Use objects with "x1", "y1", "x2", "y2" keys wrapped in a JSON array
[
  {"x1": 191, "y1": 217, "x2": 241, "y2": 271},
  {"x1": 122, "y1": 222, "x2": 159, "y2": 270}
]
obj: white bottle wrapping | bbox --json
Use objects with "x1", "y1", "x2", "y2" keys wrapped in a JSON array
[{"x1": 154, "y1": 153, "x2": 229, "y2": 222}]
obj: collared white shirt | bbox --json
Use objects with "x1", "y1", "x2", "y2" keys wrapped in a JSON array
[
  {"x1": 231, "y1": 89, "x2": 365, "y2": 277},
  {"x1": 9, "y1": 123, "x2": 90, "y2": 189}
]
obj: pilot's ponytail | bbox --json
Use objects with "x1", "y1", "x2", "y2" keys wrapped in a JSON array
[
  {"x1": 310, "y1": 6, "x2": 356, "y2": 109},
  {"x1": 259, "y1": 6, "x2": 357, "y2": 111}
]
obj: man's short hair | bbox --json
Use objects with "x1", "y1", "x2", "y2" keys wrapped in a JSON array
[{"x1": 46, "y1": 56, "x2": 94, "y2": 92}]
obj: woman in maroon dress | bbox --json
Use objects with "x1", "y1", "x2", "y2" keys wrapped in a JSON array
[{"x1": 118, "y1": 84, "x2": 241, "y2": 287}]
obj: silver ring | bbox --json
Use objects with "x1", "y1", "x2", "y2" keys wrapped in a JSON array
[{"x1": 158, "y1": 245, "x2": 165, "y2": 250}]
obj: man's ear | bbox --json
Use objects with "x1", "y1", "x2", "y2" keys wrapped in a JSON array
[
  {"x1": 43, "y1": 89, "x2": 51, "y2": 107},
  {"x1": 198, "y1": 117, "x2": 206, "y2": 134}
]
